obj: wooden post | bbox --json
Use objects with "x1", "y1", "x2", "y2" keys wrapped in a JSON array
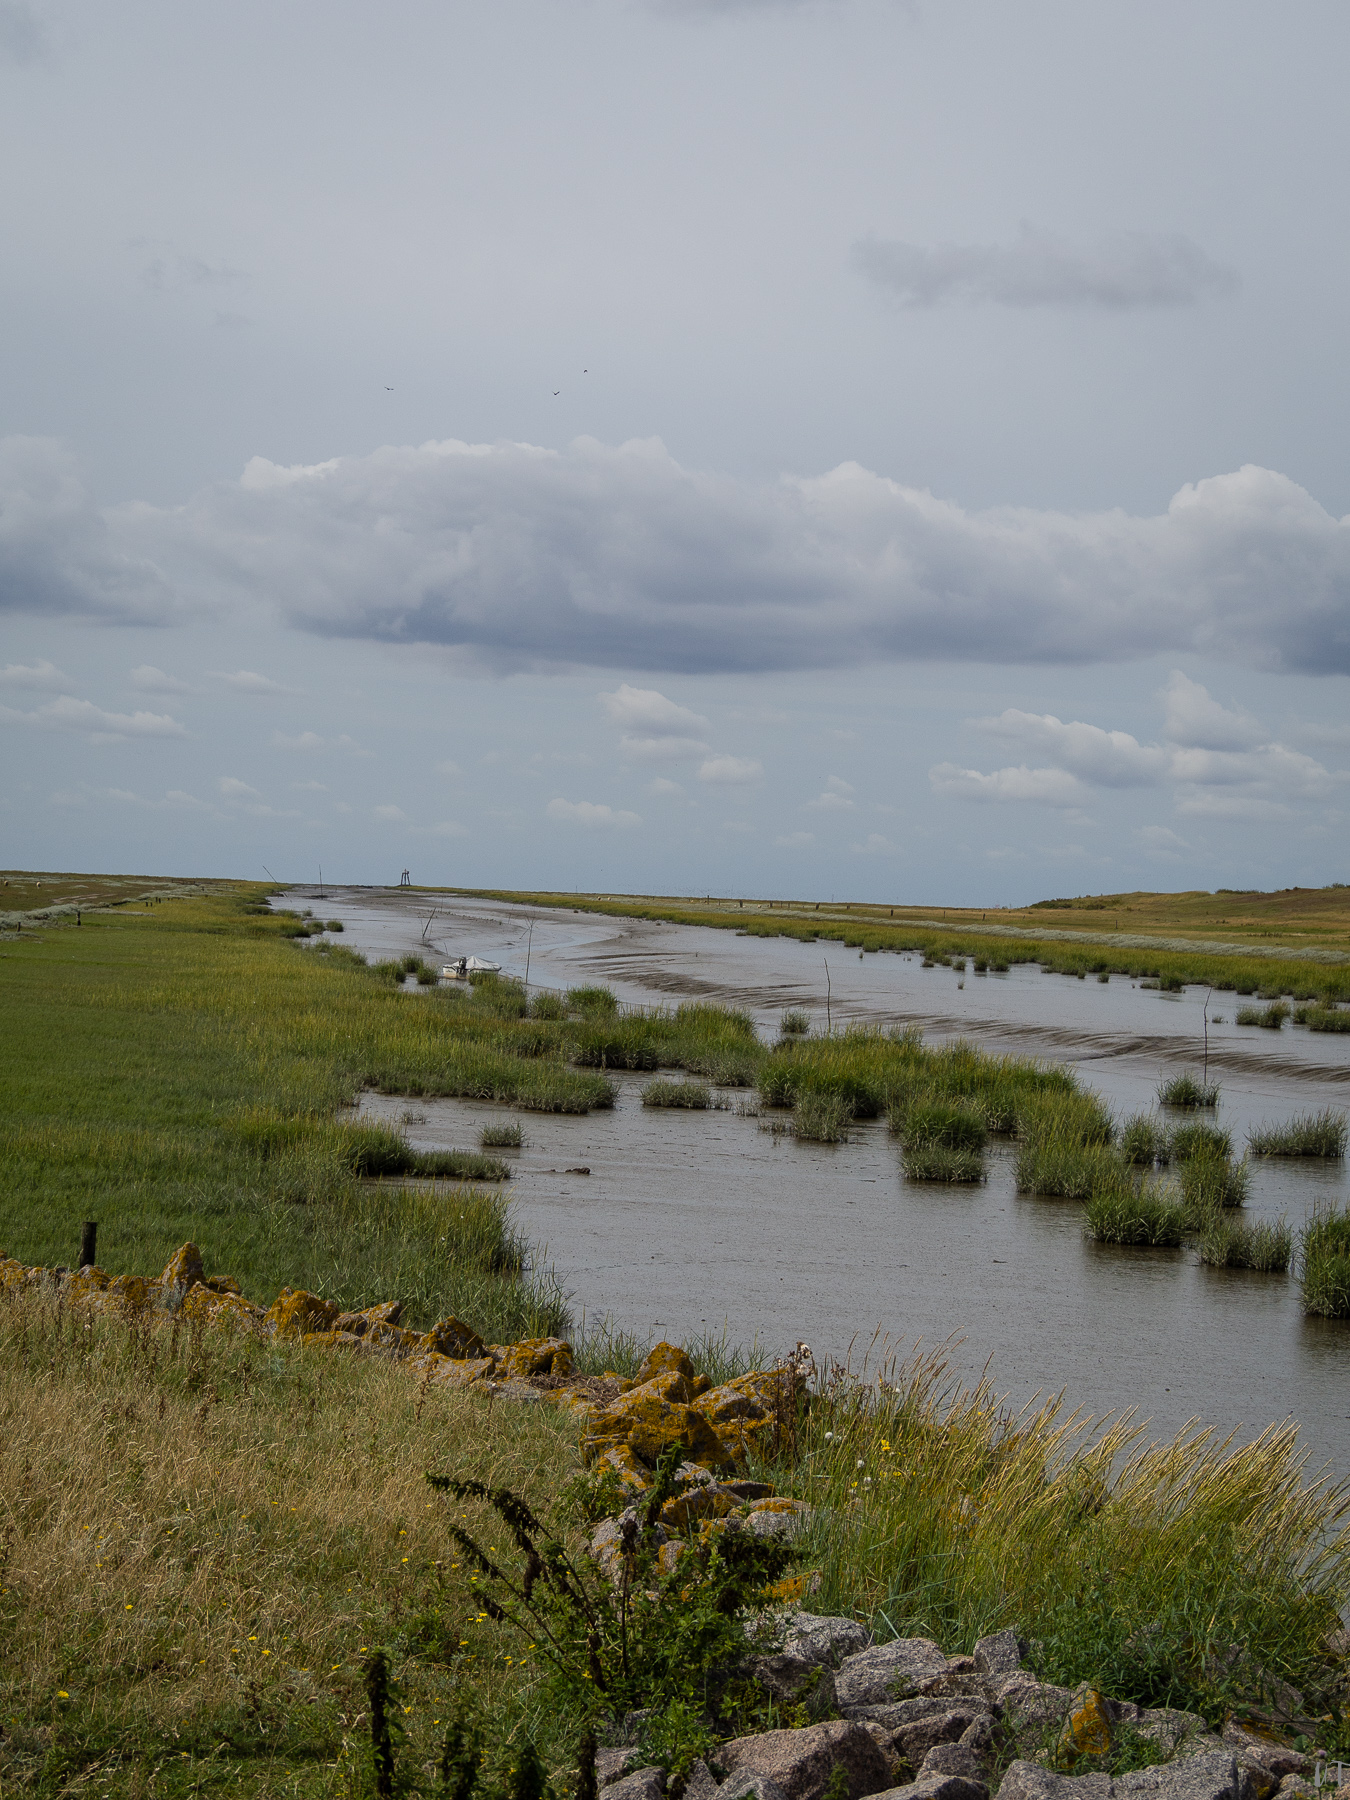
[{"x1": 79, "y1": 1221, "x2": 97, "y2": 1269}]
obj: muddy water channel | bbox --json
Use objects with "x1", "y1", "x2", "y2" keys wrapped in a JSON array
[{"x1": 287, "y1": 889, "x2": 1350, "y2": 1472}]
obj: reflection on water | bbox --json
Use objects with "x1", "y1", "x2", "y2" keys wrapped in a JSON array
[{"x1": 285, "y1": 889, "x2": 1350, "y2": 1473}]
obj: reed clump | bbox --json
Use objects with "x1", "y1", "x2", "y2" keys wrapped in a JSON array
[
  {"x1": 1299, "y1": 1206, "x2": 1350, "y2": 1318},
  {"x1": 1248, "y1": 1110, "x2": 1348, "y2": 1160},
  {"x1": 1170, "y1": 1122, "x2": 1232, "y2": 1164},
  {"x1": 1302, "y1": 1007, "x2": 1350, "y2": 1034},
  {"x1": 1236, "y1": 1002, "x2": 1290, "y2": 1029},
  {"x1": 779, "y1": 1008, "x2": 810, "y2": 1036},
  {"x1": 792, "y1": 1342, "x2": 1350, "y2": 1722},
  {"x1": 1157, "y1": 1072, "x2": 1220, "y2": 1109},
  {"x1": 1179, "y1": 1153, "x2": 1250, "y2": 1214},
  {"x1": 1120, "y1": 1114, "x2": 1172, "y2": 1167},
  {"x1": 902, "y1": 1144, "x2": 986, "y2": 1184},
  {"x1": 792, "y1": 1091, "x2": 853, "y2": 1143},
  {"x1": 480, "y1": 1121, "x2": 524, "y2": 1150},
  {"x1": 1085, "y1": 1184, "x2": 1188, "y2": 1247},
  {"x1": 641, "y1": 1079, "x2": 711, "y2": 1109},
  {"x1": 1199, "y1": 1214, "x2": 1292, "y2": 1273}
]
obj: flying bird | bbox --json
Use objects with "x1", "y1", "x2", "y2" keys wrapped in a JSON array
[
  {"x1": 385, "y1": 385, "x2": 394, "y2": 391},
  {"x1": 553, "y1": 389, "x2": 560, "y2": 396}
]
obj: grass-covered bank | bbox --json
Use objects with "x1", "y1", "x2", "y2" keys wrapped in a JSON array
[{"x1": 466, "y1": 885, "x2": 1350, "y2": 1006}]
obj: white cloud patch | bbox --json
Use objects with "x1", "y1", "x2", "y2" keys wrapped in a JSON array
[
  {"x1": 547, "y1": 797, "x2": 642, "y2": 828},
  {"x1": 600, "y1": 683, "x2": 708, "y2": 733},
  {"x1": 976, "y1": 709, "x2": 1167, "y2": 786},
  {"x1": 218, "y1": 776, "x2": 260, "y2": 798},
  {"x1": 271, "y1": 730, "x2": 364, "y2": 753},
  {"x1": 0, "y1": 694, "x2": 187, "y2": 739},
  {"x1": 621, "y1": 733, "x2": 710, "y2": 761},
  {"x1": 648, "y1": 777, "x2": 686, "y2": 796},
  {"x1": 129, "y1": 664, "x2": 191, "y2": 694},
  {"x1": 807, "y1": 789, "x2": 855, "y2": 811},
  {"x1": 1, "y1": 658, "x2": 66, "y2": 689},
  {"x1": 854, "y1": 223, "x2": 1239, "y2": 310},
  {"x1": 1161, "y1": 671, "x2": 1264, "y2": 750},
  {"x1": 929, "y1": 763, "x2": 1086, "y2": 807},
  {"x1": 212, "y1": 668, "x2": 297, "y2": 695},
  {"x1": 775, "y1": 830, "x2": 815, "y2": 848},
  {"x1": 7, "y1": 438, "x2": 1350, "y2": 678},
  {"x1": 699, "y1": 754, "x2": 763, "y2": 784}
]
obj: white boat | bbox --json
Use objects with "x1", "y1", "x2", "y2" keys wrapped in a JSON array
[{"x1": 441, "y1": 955, "x2": 502, "y2": 980}]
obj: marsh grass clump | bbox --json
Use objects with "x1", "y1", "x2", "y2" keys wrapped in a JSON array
[
  {"x1": 529, "y1": 990, "x2": 568, "y2": 1020},
  {"x1": 902, "y1": 1144, "x2": 986, "y2": 1183},
  {"x1": 900, "y1": 1102, "x2": 987, "y2": 1154},
  {"x1": 1200, "y1": 1214, "x2": 1292, "y2": 1273},
  {"x1": 1180, "y1": 1153, "x2": 1250, "y2": 1214},
  {"x1": 1302, "y1": 1007, "x2": 1350, "y2": 1034},
  {"x1": 1236, "y1": 1002, "x2": 1290, "y2": 1029},
  {"x1": 1085, "y1": 1184, "x2": 1188, "y2": 1247},
  {"x1": 1299, "y1": 1206, "x2": 1350, "y2": 1317},
  {"x1": 325, "y1": 918, "x2": 344, "y2": 932},
  {"x1": 1248, "y1": 1110, "x2": 1348, "y2": 1159},
  {"x1": 480, "y1": 1121, "x2": 524, "y2": 1151},
  {"x1": 566, "y1": 984, "x2": 618, "y2": 1017},
  {"x1": 1120, "y1": 1114, "x2": 1172, "y2": 1167},
  {"x1": 1017, "y1": 1141, "x2": 1123, "y2": 1199},
  {"x1": 641, "y1": 1078, "x2": 711, "y2": 1109},
  {"x1": 779, "y1": 1008, "x2": 810, "y2": 1036},
  {"x1": 1158, "y1": 1072, "x2": 1220, "y2": 1109},
  {"x1": 1170, "y1": 1122, "x2": 1232, "y2": 1163},
  {"x1": 792, "y1": 1090, "x2": 852, "y2": 1143}
]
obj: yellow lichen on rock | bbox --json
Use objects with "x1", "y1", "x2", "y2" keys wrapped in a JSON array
[
  {"x1": 1061, "y1": 1687, "x2": 1114, "y2": 1761},
  {"x1": 634, "y1": 1341, "x2": 695, "y2": 1386},
  {"x1": 583, "y1": 1369, "x2": 734, "y2": 1472},
  {"x1": 659, "y1": 1487, "x2": 739, "y2": 1530},
  {"x1": 160, "y1": 1243, "x2": 205, "y2": 1298},
  {"x1": 181, "y1": 1285, "x2": 264, "y2": 1330},
  {"x1": 416, "y1": 1316, "x2": 487, "y2": 1360},
  {"x1": 494, "y1": 1337, "x2": 573, "y2": 1379},
  {"x1": 263, "y1": 1287, "x2": 341, "y2": 1339}
]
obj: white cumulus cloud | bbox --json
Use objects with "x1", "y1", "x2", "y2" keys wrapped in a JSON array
[
  {"x1": 699, "y1": 754, "x2": 763, "y2": 784},
  {"x1": 547, "y1": 797, "x2": 642, "y2": 827},
  {"x1": 129, "y1": 664, "x2": 191, "y2": 694},
  {"x1": 929, "y1": 763, "x2": 1086, "y2": 806},
  {"x1": 0, "y1": 694, "x2": 187, "y2": 739},
  {"x1": 977, "y1": 709, "x2": 1167, "y2": 786}
]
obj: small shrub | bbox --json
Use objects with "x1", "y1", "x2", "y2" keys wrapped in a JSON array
[
  {"x1": 1200, "y1": 1214, "x2": 1292, "y2": 1273},
  {"x1": 1180, "y1": 1153, "x2": 1250, "y2": 1213},
  {"x1": 642, "y1": 1079, "x2": 711, "y2": 1109},
  {"x1": 1157, "y1": 1072, "x2": 1219, "y2": 1109},
  {"x1": 480, "y1": 1122, "x2": 524, "y2": 1150},
  {"x1": 1086, "y1": 1186, "x2": 1188, "y2": 1247},
  {"x1": 900, "y1": 1102, "x2": 987, "y2": 1153},
  {"x1": 793, "y1": 1091, "x2": 852, "y2": 1143},
  {"x1": 780, "y1": 1009, "x2": 811, "y2": 1036},
  {"x1": 902, "y1": 1144, "x2": 986, "y2": 1183},
  {"x1": 325, "y1": 919, "x2": 344, "y2": 932},
  {"x1": 1170, "y1": 1122, "x2": 1232, "y2": 1163},
  {"x1": 1235, "y1": 1002, "x2": 1289, "y2": 1029},
  {"x1": 1248, "y1": 1110, "x2": 1348, "y2": 1159},
  {"x1": 1299, "y1": 1206, "x2": 1350, "y2": 1317}
]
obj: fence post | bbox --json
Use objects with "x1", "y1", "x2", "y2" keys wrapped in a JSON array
[{"x1": 79, "y1": 1221, "x2": 98, "y2": 1269}]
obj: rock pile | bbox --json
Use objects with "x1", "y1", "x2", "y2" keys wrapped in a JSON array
[{"x1": 602, "y1": 1624, "x2": 1323, "y2": 1800}]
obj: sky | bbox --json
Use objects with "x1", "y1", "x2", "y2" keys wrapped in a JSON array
[{"x1": 3, "y1": 0, "x2": 1349, "y2": 905}]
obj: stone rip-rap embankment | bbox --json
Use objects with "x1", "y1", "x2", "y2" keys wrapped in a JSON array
[{"x1": 2, "y1": 1242, "x2": 1346, "y2": 1800}]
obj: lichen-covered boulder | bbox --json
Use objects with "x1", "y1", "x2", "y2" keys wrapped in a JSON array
[
  {"x1": 203, "y1": 1274, "x2": 243, "y2": 1296},
  {"x1": 634, "y1": 1340, "x2": 695, "y2": 1386},
  {"x1": 409, "y1": 1352, "x2": 498, "y2": 1390},
  {"x1": 263, "y1": 1287, "x2": 340, "y2": 1339},
  {"x1": 1061, "y1": 1688, "x2": 1114, "y2": 1760},
  {"x1": 0, "y1": 1257, "x2": 32, "y2": 1292},
  {"x1": 582, "y1": 1369, "x2": 733, "y2": 1472},
  {"x1": 105, "y1": 1273, "x2": 156, "y2": 1313},
  {"x1": 495, "y1": 1337, "x2": 573, "y2": 1379},
  {"x1": 597, "y1": 1441, "x2": 653, "y2": 1493},
  {"x1": 66, "y1": 1264, "x2": 112, "y2": 1302},
  {"x1": 181, "y1": 1285, "x2": 264, "y2": 1330},
  {"x1": 160, "y1": 1243, "x2": 205, "y2": 1301},
  {"x1": 334, "y1": 1300, "x2": 403, "y2": 1334},
  {"x1": 659, "y1": 1486, "x2": 741, "y2": 1530},
  {"x1": 417, "y1": 1316, "x2": 487, "y2": 1359}
]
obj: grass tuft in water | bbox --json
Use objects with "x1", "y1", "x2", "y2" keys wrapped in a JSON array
[
  {"x1": 1120, "y1": 1114, "x2": 1171, "y2": 1167},
  {"x1": 1157, "y1": 1072, "x2": 1220, "y2": 1109},
  {"x1": 902, "y1": 1144, "x2": 986, "y2": 1183},
  {"x1": 1299, "y1": 1205, "x2": 1350, "y2": 1317},
  {"x1": 1248, "y1": 1110, "x2": 1348, "y2": 1159},
  {"x1": 1235, "y1": 1002, "x2": 1290, "y2": 1029},
  {"x1": 792, "y1": 1091, "x2": 852, "y2": 1143},
  {"x1": 1179, "y1": 1153, "x2": 1250, "y2": 1213},
  {"x1": 779, "y1": 1008, "x2": 811, "y2": 1036},
  {"x1": 1199, "y1": 1214, "x2": 1292, "y2": 1273},
  {"x1": 1302, "y1": 1006, "x2": 1350, "y2": 1033},
  {"x1": 641, "y1": 1078, "x2": 711, "y2": 1109},
  {"x1": 480, "y1": 1121, "x2": 524, "y2": 1151},
  {"x1": 1170, "y1": 1122, "x2": 1232, "y2": 1163},
  {"x1": 1085, "y1": 1185, "x2": 1188, "y2": 1247}
]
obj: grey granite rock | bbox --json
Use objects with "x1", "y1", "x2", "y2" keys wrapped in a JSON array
[
  {"x1": 718, "y1": 1719, "x2": 890, "y2": 1800},
  {"x1": 973, "y1": 1631, "x2": 1028, "y2": 1677},
  {"x1": 604, "y1": 1769, "x2": 667, "y2": 1800},
  {"x1": 836, "y1": 1640, "x2": 950, "y2": 1711}
]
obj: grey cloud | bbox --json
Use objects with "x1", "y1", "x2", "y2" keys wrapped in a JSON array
[
  {"x1": 0, "y1": 1, "x2": 45, "y2": 64},
  {"x1": 1, "y1": 658, "x2": 67, "y2": 688},
  {"x1": 1160, "y1": 671, "x2": 1264, "y2": 750},
  {"x1": 11, "y1": 437, "x2": 1350, "y2": 677},
  {"x1": 854, "y1": 223, "x2": 1239, "y2": 310},
  {"x1": 0, "y1": 437, "x2": 175, "y2": 622}
]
